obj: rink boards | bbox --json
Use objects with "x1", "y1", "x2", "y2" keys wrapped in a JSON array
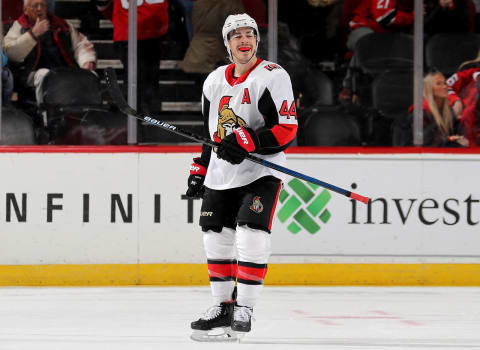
[{"x1": 0, "y1": 146, "x2": 479, "y2": 286}]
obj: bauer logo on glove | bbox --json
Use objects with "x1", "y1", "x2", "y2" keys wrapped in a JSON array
[
  {"x1": 186, "y1": 158, "x2": 207, "y2": 198},
  {"x1": 234, "y1": 127, "x2": 256, "y2": 152},
  {"x1": 217, "y1": 126, "x2": 259, "y2": 165},
  {"x1": 190, "y1": 164, "x2": 203, "y2": 173}
]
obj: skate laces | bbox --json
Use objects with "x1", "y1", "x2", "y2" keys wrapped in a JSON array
[
  {"x1": 234, "y1": 305, "x2": 253, "y2": 322},
  {"x1": 201, "y1": 305, "x2": 222, "y2": 321}
]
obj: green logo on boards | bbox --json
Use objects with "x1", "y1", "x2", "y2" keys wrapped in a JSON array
[{"x1": 277, "y1": 179, "x2": 331, "y2": 234}]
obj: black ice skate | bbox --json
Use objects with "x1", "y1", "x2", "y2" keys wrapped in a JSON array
[
  {"x1": 190, "y1": 302, "x2": 237, "y2": 342},
  {"x1": 231, "y1": 303, "x2": 254, "y2": 333}
]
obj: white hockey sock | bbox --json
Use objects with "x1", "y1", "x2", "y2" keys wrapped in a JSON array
[
  {"x1": 203, "y1": 227, "x2": 237, "y2": 304},
  {"x1": 235, "y1": 225, "x2": 271, "y2": 308}
]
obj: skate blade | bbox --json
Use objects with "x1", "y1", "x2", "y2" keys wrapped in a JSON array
[
  {"x1": 190, "y1": 327, "x2": 238, "y2": 342},
  {"x1": 236, "y1": 331, "x2": 247, "y2": 343}
]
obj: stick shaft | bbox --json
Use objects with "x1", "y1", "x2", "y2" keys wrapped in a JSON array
[{"x1": 104, "y1": 68, "x2": 370, "y2": 204}]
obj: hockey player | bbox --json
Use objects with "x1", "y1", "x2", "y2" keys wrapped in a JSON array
[{"x1": 186, "y1": 13, "x2": 298, "y2": 341}]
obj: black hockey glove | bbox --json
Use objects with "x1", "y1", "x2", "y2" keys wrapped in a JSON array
[
  {"x1": 186, "y1": 157, "x2": 207, "y2": 198},
  {"x1": 217, "y1": 126, "x2": 259, "y2": 165}
]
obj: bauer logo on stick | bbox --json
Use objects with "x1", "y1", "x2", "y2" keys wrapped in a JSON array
[{"x1": 144, "y1": 117, "x2": 177, "y2": 131}]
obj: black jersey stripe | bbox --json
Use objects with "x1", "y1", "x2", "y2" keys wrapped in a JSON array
[{"x1": 200, "y1": 93, "x2": 212, "y2": 166}]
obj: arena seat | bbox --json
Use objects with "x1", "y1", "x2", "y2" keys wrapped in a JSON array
[
  {"x1": 300, "y1": 105, "x2": 362, "y2": 146},
  {"x1": 0, "y1": 106, "x2": 35, "y2": 145},
  {"x1": 354, "y1": 32, "x2": 414, "y2": 76},
  {"x1": 350, "y1": 32, "x2": 413, "y2": 107},
  {"x1": 371, "y1": 70, "x2": 413, "y2": 119},
  {"x1": 425, "y1": 32, "x2": 479, "y2": 77},
  {"x1": 40, "y1": 67, "x2": 127, "y2": 145},
  {"x1": 306, "y1": 69, "x2": 335, "y2": 106},
  {"x1": 42, "y1": 67, "x2": 103, "y2": 108}
]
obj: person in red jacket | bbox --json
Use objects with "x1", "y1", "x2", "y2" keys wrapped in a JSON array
[
  {"x1": 339, "y1": 0, "x2": 414, "y2": 103},
  {"x1": 349, "y1": 0, "x2": 414, "y2": 33},
  {"x1": 96, "y1": 0, "x2": 169, "y2": 113},
  {"x1": 446, "y1": 55, "x2": 480, "y2": 146}
]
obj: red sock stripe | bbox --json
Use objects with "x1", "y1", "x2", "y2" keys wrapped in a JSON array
[
  {"x1": 207, "y1": 260, "x2": 237, "y2": 281},
  {"x1": 237, "y1": 262, "x2": 268, "y2": 284}
]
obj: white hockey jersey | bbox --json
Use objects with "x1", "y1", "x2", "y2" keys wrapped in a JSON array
[{"x1": 201, "y1": 58, "x2": 298, "y2": 190}]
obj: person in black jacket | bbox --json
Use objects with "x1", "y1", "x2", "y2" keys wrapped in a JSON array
[{"x1": 424, "y1": 0, "x2": 473, "y2": 37}]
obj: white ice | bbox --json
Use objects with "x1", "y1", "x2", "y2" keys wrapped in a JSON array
[{"x1": 0, "y1": 286, "x2": 479, "y2": 349}]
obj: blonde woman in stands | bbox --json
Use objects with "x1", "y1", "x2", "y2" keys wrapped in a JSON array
[{"x1": 408, "y1": 72, "x2": 469, "y2": 147}]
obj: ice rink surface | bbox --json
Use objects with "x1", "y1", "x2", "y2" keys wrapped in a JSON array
[{"x1": 0, "y1": 286, "x2": 479, "y2": 350}]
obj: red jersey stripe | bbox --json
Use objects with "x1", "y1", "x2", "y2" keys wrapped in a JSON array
[{"x1": 271, "y1": 124, "x2": 298, "y2": 146}]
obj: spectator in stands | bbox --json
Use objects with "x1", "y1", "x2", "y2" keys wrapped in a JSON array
[
  {"x1": 96, "y1": 0, "x2": 169, "y2": 113},
  {"x1": 446, "y1": 54, "x2": 480, "y2": 146},
  {"x1": 339, "y1": 0, "x2": 414, "y2": 103},
  {"x1": 424, "y1": 0, "x2": 473, "y2": 38},
  {"x1": 279, "y1": 0, "x2": 343, "y2": 62},
  {"x1": 2, "y1": 49, "x2": 14, "y2": 104},
  {"x1": 171, "y1": 0, "x2": 194, "y2": 42},
  {"x1": 402, "y1": 72, "x2": 468, "y2": 147},
  {"x1": 4, "y1": 0, "x2": 97, "y2": 106},
  {"x1": 181, "y1": 0, "x2": 245, "y2": 74},
  {"x1": 3, "y1": 0, "x2": 55, "y2": 24}
]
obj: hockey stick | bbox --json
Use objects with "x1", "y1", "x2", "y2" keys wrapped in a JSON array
[{"x1": 104, "y1": 68, "x2": 370, "y2": 204}]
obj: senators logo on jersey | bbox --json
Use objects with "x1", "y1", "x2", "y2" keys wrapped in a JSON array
[
  {"x1": 213, "y1": 96, "x2": 247, "y2": 142},
  {"x1": 249, "y1": 196, "x2": 264, "y2": 213}
]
